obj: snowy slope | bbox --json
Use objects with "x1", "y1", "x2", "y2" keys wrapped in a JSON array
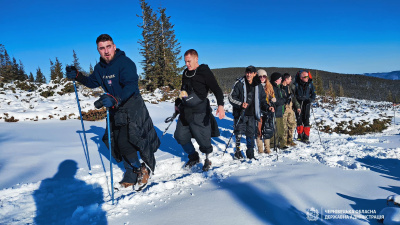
[{"x1": 1, "y1": 83, "x2": 400, "y2": 224}]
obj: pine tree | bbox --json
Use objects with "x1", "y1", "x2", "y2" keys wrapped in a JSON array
[
  {"x1": 28, "y1": 72, "x2": 34, "y2": 82},
  {"x1": 54, "y1": 58, "x2": 63, "y2": 81},
  {"x1": 50, "y1": 59, "x2": 57, "y2": 81},
  {"x1": 35, "y1": 67, "x2": 46, "y2": 83},
  {"x1": 18, "y1": 60, "x2": 28, "y2": 81},
  {"x1": 89, "y1": 63, "x2": 94, "y2": 74},
  {"x1": 72, "y1": 50, "x2": 83, "y2": 72},
  {"x1": 157, "y1": 7, "x2": 183, "y2": 89},
  {"x1": 0, "y1": 44, "x2": 5, "y2": 67},
  {"x1": 11, "y1": 57, "x2": 19, "y2": 81},
  {"x1": 138, "y1": 1, "x2": 183, "y2": 91},
  {"x1": 328, "y1": 81, "x2": 336, "y2": 99},
  {"x1": 387, "y1": 90, "x2": 393, "y2": 103},
  {"x1": 50, "y1": 58, "x2": 64, "y2": 83},
  {"x1": 339, "y1": 83, "x2": 344, "y2": 97},
  {"x1": 314, "y1": 70, "x2": 325, "y2": 95},
  {"x1": 0, "y1": 47, "x2": 13, "y2": 82},
  {"x1": 138, "y1": 0, "x2": 158, "y2": 91}
]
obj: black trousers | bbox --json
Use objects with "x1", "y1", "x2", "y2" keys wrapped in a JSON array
[
  {"x1": 174, "y1": 112, "x2": 213, "y2": 154},
  {"x1": 295, "y1": 101, "x2": 311, "y2": 127},
  {"x1": 114, "y1": 123, "x2": 140, "y2": 168}
]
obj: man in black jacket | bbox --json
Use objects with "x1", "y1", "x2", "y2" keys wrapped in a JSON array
[
  {"x1": 294, "y1": 70, "x2": 316, "y2": 143},
  {"x1": 269, "y1": 72, "x2": 288, "y2": 149},
  {"x1": 229, "y1": 66, "x2": 269, "y2": 159},
  {"x1": 66, "y1": 34, "x2": 160, "y2": 191},
  {"x1": 174, "y1": 49, "x2": 225, "y2": 171}
]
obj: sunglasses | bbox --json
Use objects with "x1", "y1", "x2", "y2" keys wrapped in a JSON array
[
  {"x1": 301, "y1": 76, "x2": 309, "y2": 79},
  {"x1": 260, "y1": 75, "x2": 267, "y2": 78}
]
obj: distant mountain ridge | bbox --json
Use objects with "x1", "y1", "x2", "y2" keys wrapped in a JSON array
[{"x1": 363, "y1": 71, "x2": 400, "y2": 80}]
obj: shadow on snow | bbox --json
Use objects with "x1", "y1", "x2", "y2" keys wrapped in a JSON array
[
  {"x1": 79, "y1": 125, "x2": 125, "y2": 172},
  {"x1": 33, "y1": 159, "x2": 107, "y2": 225},
  {"x1": 215, "y1": 177, "x2": 327, "y2": 225}
]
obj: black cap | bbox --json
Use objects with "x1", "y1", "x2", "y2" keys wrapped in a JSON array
[
  {"x1": 270, "y1": 72, "x2": 282, "y2": 83},
  {"x1": 245, "y1": 65, "x2": 257, "y2": 73}
]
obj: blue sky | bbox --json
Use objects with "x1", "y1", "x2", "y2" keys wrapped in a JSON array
[{"x1": 1, "y1": 0, "x2": 399, "y2": 81}]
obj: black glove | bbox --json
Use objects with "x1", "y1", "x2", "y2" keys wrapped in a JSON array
[
  {"x1": 66, "y1": 66, "x2": 79, "y2": 80},
  {"x1": 101, "y1": 94, "x2": 118, "y2": 108},
  {"x1": 94, "y1": 94, "x2": 119, "y2": 109}
]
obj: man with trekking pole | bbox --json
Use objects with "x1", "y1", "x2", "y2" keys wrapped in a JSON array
[
  {"x1": 66, "y1": 34, "x2": 160, "y2": 192},
  {"x1": 229, "y1": 66, "x2": 270, "y2": 160}
]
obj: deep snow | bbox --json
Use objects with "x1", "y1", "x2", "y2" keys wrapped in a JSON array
[{"x1": 1, "y1": 83, "x2": 400, "y2": 224}]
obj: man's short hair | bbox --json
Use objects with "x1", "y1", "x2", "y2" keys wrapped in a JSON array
[
  {"x1": 283, "y1": 73, "x2": 291, "y2": 82},
  {"x1": 96, "y1": 34, "x2": 114, "y2": 44},
  {"x1": 184, "y1": 49, "x2": 198, "y2": 57},
  {"x1": 245, "y1": 66, "x2": 257, "y2": 73}
]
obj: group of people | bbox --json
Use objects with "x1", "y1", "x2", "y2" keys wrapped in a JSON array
[
  {"x1": 229, "y1": 67, "x2": 316, "y2": 160},
  {"x1": 67, "y1": 34, "x2": 316, "y2": 192}
]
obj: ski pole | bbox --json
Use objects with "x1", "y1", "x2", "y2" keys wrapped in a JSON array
[
  {"x1": 106, "y1": 108, "x2": 114, "y2": 205},
  {"x1": 162, "y1": 112, "x2": 178, "y2": 138},
  {"x1": 311, "y1": 104, "x2": 327, "y2": 151},
  {"x1": 223, "y1": 109, "x2": 245, "y2": 156},
  {"x1": 73, "y1": 80, "x2": 91, "y2": 174},
  {"x1": 272, "y1": 112, "x2": 278, "y2": 160},
  {"x1": 394, "y1": 102, "x2": 396, "y2": 127}
]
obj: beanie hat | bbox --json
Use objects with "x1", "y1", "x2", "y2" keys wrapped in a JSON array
[
  {"x1": 245, "y1": 65, "x2": 257, "y2": 73},
  {"x1": 270, "y1": 72, "x2": 282, "y2": 83},
  {"x1": 257, "y1": 69, "x2": 267, "y2": 77}
]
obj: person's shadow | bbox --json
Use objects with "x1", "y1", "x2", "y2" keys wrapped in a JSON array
[
  {"x1": 84, "y1": 125, "x2": 125, "y2": 172},
  {"x1": 33, "y1": 160, "x2": 107, "y2": 225}
]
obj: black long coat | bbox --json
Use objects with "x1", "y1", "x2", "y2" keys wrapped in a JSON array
[{"x1": 103, "y1": 94, "x2": 160, "y2": 171}]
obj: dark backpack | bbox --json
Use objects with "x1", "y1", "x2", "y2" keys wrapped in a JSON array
[{"x1": 262, "y1": 111, "x2": 275, "y2": 139}]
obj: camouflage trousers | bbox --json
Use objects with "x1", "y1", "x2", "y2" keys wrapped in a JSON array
[
  {"x1": 270, "y1": 117, "x2": 285, "y2": 148},
  {"x1": 283, "y1": 106, "x2": 297, "y2": 144}
]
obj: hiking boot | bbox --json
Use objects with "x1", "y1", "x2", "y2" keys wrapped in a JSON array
[
  {"x1": 234, "y1": 149, "x2": 244, "y2": 159},
  {"x1": 120, "y1": 182, "x2": 134, "y2": 188},
  {"x1": 184, "y1": 153, "x2": 200, "y2": 168},
  {"x1": 302, "y1": 135, "x2": 310, "y2": 144},
  {"x1": 119, "y1": 170, "x2": 138, "y2": 188},
  {"x1": 297, "y1": 133, "x2": 304, "y2": 141},
  {"x1": 202, "y1": 159, "x2": 212, "y2": 171},
  {"x1": 136, "y1": 163, "x2": 150, "y2": 191},
  {"x1": 288, "y1": 141, "x2": 297, "y2": 146},
  {"x1": 279, "y1": 145, "x2": 289, "y2": 150},
  {"x1": 246, "y1": 148, "x2": 256, "y2": 160}
]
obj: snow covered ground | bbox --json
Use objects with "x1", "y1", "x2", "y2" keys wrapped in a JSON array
[{"x1": 1, "y1": 83, "x2": 400, "y2": 224}]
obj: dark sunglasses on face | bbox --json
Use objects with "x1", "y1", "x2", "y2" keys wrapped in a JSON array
[
  {"x1": 260, "y1": 75, "x2": 267, "y2": 78},
  {"x1": 301, "y1": 76, "x2": 309, "y2": 79}
]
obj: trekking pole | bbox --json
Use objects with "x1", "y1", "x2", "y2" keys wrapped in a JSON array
[
  {"x1": 162, "y1": 112, "x2": 178, "y2": 138},
  {"x1": 394, "y1": 102, "x2": 396, "y2": 127},
  {"x1": 311, "y1": 104, "x2": 327, "y2": 151},
  {"x1": 73, "y1": 80, "x2": 91, "y2": 174},
  {"x1": 272, "y1": 112, "x2": 278, "y2": 160},
  {"x1": 223, "y1": 109, "x2": 245, "y2": 156},
  {"x1": 106, "y1": 107, "x2": 114, "y2": 205}
]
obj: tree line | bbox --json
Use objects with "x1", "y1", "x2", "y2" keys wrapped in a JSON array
[
  {"x1": 0, "y1": 44, "x2": 90, "y2": 84},
  {"x1": 1, "y1": 0, "x2": 183, "y2": 92}
]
